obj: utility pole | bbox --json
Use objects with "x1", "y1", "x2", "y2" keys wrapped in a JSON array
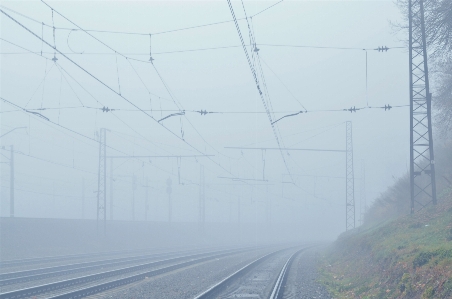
[
  {"x1": 229, "y1": 196, "x2": 232, "y2": 224},
  {"x1": 345, "y1": 121, "x2": 355, "y2": 231},
  {"x1": 110, "y1": 158, "x2": 113, "y2": 220},
  {"x1": 409, "y1": 0, "x2": 437, "y2": 213},
  {"x1": 225, "y1": 142, "x2": 352, "y2": 231},
  {"x1": 10, "y1": 145, "x2": 14, "y2": 218},
  {"x1": 145, "y1": 177, "x2": 149, "y2": 221},
  {"x1": 132, "y1": 174, "x2": 137, "y2": 221},
  {"x1": 360, "y1": 162, "x2": 366, "y2": 226},
  {"x1": 166, "y1": 177, "x2": 172, "y2": 222},
  {"x1": 96, "y1": 128, "x2": 107, "y2": 235},
  {"x1": 238, "y1": 197, "x2": 241, "y2": 225},
  {"x1": 82, "y1": 178, "x2": 85, "y2": 219},
  {"x1": 53, "y1": 182, "x2": 56, "y2": 216},
  {"x1": 266, "y1": 185, "x2": 271, "y2": 227},
  {"x1": 199, "y1": 165, "x2": 205, "y2": 231}
]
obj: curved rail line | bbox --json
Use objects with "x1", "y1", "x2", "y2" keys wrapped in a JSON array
[
  {"x1": 268, "y1": 247, "x2": 306, "y2": 299},
  {"x1": 0, "y1": 247, "x2": 249, "y2": 299},
  {"x1": 193, "y1": 249, "x2": 283, "y2": 299},
  {"x1": 193, "y1": 246, "x2": 306, "y2": 299}
]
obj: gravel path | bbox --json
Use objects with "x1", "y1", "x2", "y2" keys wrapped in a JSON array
[
  {"x1": 282, "y1": 247, "x2": 334, "y2": 299},
  {"x1": 92, "y1": 248, "x2": 274, "y2": 299}
]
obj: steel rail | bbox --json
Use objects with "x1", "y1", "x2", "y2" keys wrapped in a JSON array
[
  {"x1": 0, "y1": 248, "x2": 247, "y2": 299},
  {"x1": 45, "y1": 249, "x2": 251, "y2": 299},
  {"x1": 0, "y1": 248, "x2": 204, "y2": 286},
  {"x1": 268, "y1": 247, "x2": 306, "y2": 299},
  {"x1": 193, "y1": 249, "x2": 283, "y2": 299},
  {"x1": 0, "y1": 248, "x2": 162, "y2": 268}
]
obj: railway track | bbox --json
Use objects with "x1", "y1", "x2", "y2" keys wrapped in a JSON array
[
  {"x1": 0, "y1": 248, "x2": 205, "y2": 286},
  {"x1": 268, "y1": 248, "x2": 305, "y2": 299},
  {"x1": 194, "y1": 246, "x2": 306, "y2": 299},
  {"x1": 0, "y1": 247, "x2": 252, "y2": 299},
  {"x1": 0, "y1": 248, "x2": 163, "y2": 269}
]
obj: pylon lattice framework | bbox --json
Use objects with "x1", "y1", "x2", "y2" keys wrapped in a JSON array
[
  {"x1": 346, "y1": 121, "x2": 355, "y2": 231},
  {"x1": 97, "y1": 128, "x2": 107, "y2": 234},
  {"x1": 409, "y1": 0, "x2": 437, "y2": 213}
]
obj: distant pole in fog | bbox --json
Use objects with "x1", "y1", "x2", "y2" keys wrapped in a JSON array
[
  {"x1": 360, "y1": 161, "x2": 366, "y2": 225},
  {"x1": 145, "y1": 177, "x2": 149, "y2": 221},
  {"x1": 53, "y1": 182, "x2": 57, "y2": 217},
  {"x1": 237, "y1": 197, "x2": 241, "y2": 225},
  {"x1": 266, "y1": 185, "x2": 271, "y2": 227},
  {"x1": 9, "y1": 145, "x2": 14, "y2": 218},
  {"x1": 229, "y1": 197, "x2": 232, "y2": 223},
  {"x1": 166, "y1": 177, "x2": 172, "y2": 222},
  {"x1": 132, "y1": 174, "x2": 136, "y2": 221},
  {"x1": 82, "y1": 178, "x2": 85, "y2": 219},
  {"x1": 110, "y1": 158, "x2": 114, "y2": 220},
  {"x1": 96, "y1": 128, "x2": 107, "y2": 235},
  {"x1": 345, "y1": 121, "x2": 355, "y2": 231},
  {"x1": 199, "y1": 165, "x2": 205, "y2": 230}
]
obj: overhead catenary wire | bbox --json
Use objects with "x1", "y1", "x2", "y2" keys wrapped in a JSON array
[
  {"x1": 0, "y1": 2, "x2": 404, "y2": 208},
  {"x1": 0, "y1": 7, "x2": 195, "y2": 153},
  {"x1": 0, "y1": 44, "x2": 406, "y2": 56},
  {"x1": 259, "y1": 56, "x2": 307, "y2": 111},
  {"x1": 18, "y1": 105, "x2": 409, "y2": 114},
  {"x1": 226, "y1": 0, "x2": 294, "y2": 183},
  {"x1": 0, "y1": 1, "x2": 284, "y2": 37},
  {"x1": 1, "y1": 97, "x2": 210, "y2": 189},
  {"x1": 0, "y1": 9, "x2": 268, "y2": 196}
]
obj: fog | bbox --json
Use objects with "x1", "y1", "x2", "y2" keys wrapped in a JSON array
[{"x1": 1, "y1": 0, "x2": 408, "y2": 245}]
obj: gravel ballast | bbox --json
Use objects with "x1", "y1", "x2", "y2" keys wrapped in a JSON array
[
  {"x1": 94, "y1": 248, "x2": 274, "y2": 299},
  {"x1": 282, "y1": 247, "x2": 334, "y2": 299}
]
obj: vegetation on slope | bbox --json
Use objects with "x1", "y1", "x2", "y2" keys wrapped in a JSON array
[
  {"x1": 320, "y1": 191, "x2": 452, "y2": 298},
  {"x1": 318, "y1": 137, "x2": 451, "y2": 299}
]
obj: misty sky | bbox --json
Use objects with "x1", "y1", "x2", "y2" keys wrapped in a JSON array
[{"x1": 1, "y1": 0, "x2": 409, "y2": 239}]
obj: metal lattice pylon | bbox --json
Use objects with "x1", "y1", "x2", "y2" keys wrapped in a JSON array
[
  {"x1": 409, "y1": 0, "x2": 437, "y2": 213},
  {"x1": 346, "y1": 121, "x2": 355, "y2": 231},
  {"x1": 97, "y1": 128, "x2": 107, "y2": 235}
]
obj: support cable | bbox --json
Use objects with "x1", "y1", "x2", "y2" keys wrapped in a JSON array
[
  {"x1": 0, "y1": 1, "x2": 283, "y2": 36},
  {"x1": 0, "y1": 9, "x2": 254, "y2": 190}
]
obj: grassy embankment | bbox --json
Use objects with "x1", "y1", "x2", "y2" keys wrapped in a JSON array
[{"x1": 320, "y1": 143, "x2": 452, "y2": 298}]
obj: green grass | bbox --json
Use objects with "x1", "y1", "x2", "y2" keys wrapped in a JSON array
[{"x1": 320, "y1": 197, "x2": 452, "y2": 299}]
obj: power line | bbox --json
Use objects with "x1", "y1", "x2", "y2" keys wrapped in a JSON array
[
  {"x1": 0, "y1": 37, "x2": 51, "y2": 60},
  {"x1": 16, "y1": 105, "x2": 409, "y2": 114},
  {"x1": 0, "y1": 1, "x2": 283, "y2": 37},
  {"x1": 227, "y1": 0, "x2": 292, "y2": 183},
  {"x1": 1, "y1": 98, "x2": 208, "y2": 190},
  {"x1": 0, "y1": 5, "x2": 256, "y2": 196},
  {"x1": 225, "y1": 147, "x2": 346, "y2": 152},
  {"x1": 259, "y1": 56, "x2": 306, "y2": 111},
  {"x1": 252, "y1": 0, "x2": 284, "y2": 18},
  {"x1": 0, "y1": 3, "x2": 404, "y2": 208},
  {"x1": 0, "y1": 185, "x2": 96, "y2": 200},
  {"x1": 2, "y1": 7, "x2": 204, "y2": 157},
  {"x1": 258, "y1": 44, "x2": 406, "y2": 51},
  {"x1": 0, "y1": 146, "x2": 97, "y2": 175},
  {"x1": 52, "y1": 62, "x2": 187, "y2": 156},
  {"x1": 31, "y1": 2, "x2": 233, "y2": 168},
  {"x1": 0, "y1": 43, "x2": 406, "y2": 56}
]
